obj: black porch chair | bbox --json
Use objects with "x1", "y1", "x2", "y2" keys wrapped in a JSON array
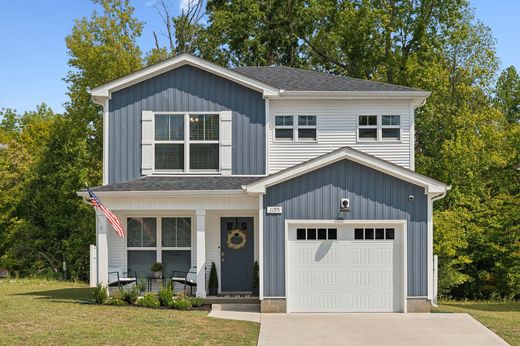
[
  {"x1": 171, "y1": 267, "x2": 198, "y2": 296},
  {"x1": 108, "y1": 268, "x2": 137, "y2": 290}
]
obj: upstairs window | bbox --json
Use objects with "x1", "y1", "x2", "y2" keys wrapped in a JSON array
[
  {"x1": 154, "y1": 113, "x2": 219, "y2": 172},
  {"x1": 275, "y1": 115, "x2": 317, "y2": 141},
  {"x1": 381, "y1": 115, "x2": 400, "y2": 140},
  {"x1": 358, "y1": 115, "x2": 401, "y2": 141},
  {"x1": 275, "y1": 115, "x2": 294, "y2": 140},
  {"x1": 298, "y1": 116, "x2": 317, "y2": 141},
  {"x1": 358, "y1": 115, "x2": 378, "y2": 140}
]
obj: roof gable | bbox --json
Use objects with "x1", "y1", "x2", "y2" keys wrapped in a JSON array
[{"x1": 245, "y1": 147, "x2": 449, "y2": 195}]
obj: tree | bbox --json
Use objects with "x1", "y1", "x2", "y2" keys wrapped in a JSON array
[{"x1": 496, "y1": 66, "x2": 520, "y2": 123}]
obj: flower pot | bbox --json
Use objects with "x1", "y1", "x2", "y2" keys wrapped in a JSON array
[
  {"x1": 152, "y1": 271, "x2": 162, "y2": 279},
  {"x1": 209, "y1": 287, "x2": 218, "y2": 296}
]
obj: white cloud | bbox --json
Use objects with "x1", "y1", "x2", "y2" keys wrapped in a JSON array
[
  {"x1": 179, "y1": 0, "x2": 190, "y2": 12},
  {"x1": 145, "y1": 0, "x2": 158, "y2": 7}
]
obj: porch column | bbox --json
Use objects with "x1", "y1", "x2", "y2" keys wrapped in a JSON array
[
  {"x1": 196, "y1": 209, "x2": 206, "y2": 298},
  {"x1": 96, "y1": 210, "x2": 109, "y2": 287}
]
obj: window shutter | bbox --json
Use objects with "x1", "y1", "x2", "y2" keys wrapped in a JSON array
[
  {"x1": 220, "y1": 111, "x2": 232, "y2": 175},
  {"x1": 141, "y1": 111, "x2": 153, "y2": 176}
]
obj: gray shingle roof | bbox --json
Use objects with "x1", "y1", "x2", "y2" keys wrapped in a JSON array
[
  {"x1": 89, "y1": 176, "x2": 261, "y2": 192},
  {"x1": 233, "y1": 66, "x2": 423, "y2": 92}
]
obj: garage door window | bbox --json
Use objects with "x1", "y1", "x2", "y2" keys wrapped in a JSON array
[
  {"x1": 355, "y1": 227, "x2": 395, "y2": 240},
  {"x1": 296, "y1": 228, "x2": 338, "y2": 240}
]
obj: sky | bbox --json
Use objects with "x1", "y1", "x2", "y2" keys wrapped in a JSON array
[{"x1": 0, "y1": 0, "x2": 519, "y2": 114}]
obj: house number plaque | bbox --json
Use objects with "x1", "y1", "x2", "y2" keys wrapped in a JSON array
[{"x1": 267, "y1": 206, "x2": 283, "y2": 214}]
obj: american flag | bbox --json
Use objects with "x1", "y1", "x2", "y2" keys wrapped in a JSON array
[{"x1": 87, "y1": 187, "x2": 125, "y2": 237}]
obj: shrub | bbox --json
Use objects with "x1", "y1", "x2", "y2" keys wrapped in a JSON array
[
  {"x1": 209, "y1": 262, "x2": 218, "y2": 290},
  {"x1": 137, "y1": 293, "x2": 160, "y2": 308},
  {"x1": 120, "y1": 285, "x2": 139, "y2": 304},
  {"x1": 190, "y1": 296, "x2": 204, "y2": 307},
  {"x1": 92, "y1": 284, "x2": 108, "y2": 304},
  {"x1": 158, "y1": 286, "x2": 174, "y2": 307},
  {"x1": 136, "y1": 275, "x2": 146, "y2": 293},
  {"x1": 105, "y1": 297, "x2": 127, "y2": 306},
  {"x1": 252, "y1": 261, "x2": 259, "y2": 289},
  {"x1": 150, "y1": 262, "x2": 163, "y2": 272},
  {"x1": 172, "y1": 296, "x2": 192, "y2": 310}
]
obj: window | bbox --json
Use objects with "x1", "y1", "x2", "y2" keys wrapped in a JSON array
[
  {"x1": 162, "y1": 218, "x2": 191, "y2": 247},
  {"x1": 358, "y1": 115, "x2": 401, "y2": 141},
  {"x1": 154, "y1": 113, "x2": 220, "y2": 172},
  {"x1": 275, "y1": 115, "x2": 317, "y2": 141},
  {"x1": 126, "y1": 217, "x2": 192, "y2": 277},
  {"x1": 296, "y1": 228, "x2": 338, "y2": 240},
  {"x1": 354, "y1": 227, "x2": 396, "y2": 240},
  {"x1": 275, "y1": 116, "x2": 293, "y2": 140},
  {"x1": 127, "y1": 218, "x2": 157, "y2": 247},
  {"x1": 381, "y1": 115, "x2": 400, "y2": 140},
  {"x1": 358, "y1": 115, "x2": 377, "y2": 140},
  {"x1": 155, "y1": 114, "x2": 184, "y2": 170},
  {"x1": 298, "y1": 116, "x2": 317, "y2": 140}
]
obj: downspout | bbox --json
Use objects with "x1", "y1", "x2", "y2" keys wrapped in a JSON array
[{"x1": 429, "y1": 187, "x2": 450, "y2": 307}]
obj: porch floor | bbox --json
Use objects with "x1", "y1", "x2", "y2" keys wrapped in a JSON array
[{"x1": 204, "y1": 295, "x2": 260, "y2": 304}]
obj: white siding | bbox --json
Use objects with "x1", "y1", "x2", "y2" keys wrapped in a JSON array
[
  {"x1": 108, "y1": 211, "x2": 126, "y2": 271},
  {"x1": 269, "y1": 99, "x2": 413, "y2": 173}
]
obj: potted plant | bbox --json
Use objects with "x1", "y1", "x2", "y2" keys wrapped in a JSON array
[
  {"x1": 208, "y1": 262, "x2": 218, "y2": 296},
  {"x1": 251, "y1": 261, "x2": 259, "y2": 296},
  {"x1": 150, "y1": 262, "x2": 163, "y2": 278}
]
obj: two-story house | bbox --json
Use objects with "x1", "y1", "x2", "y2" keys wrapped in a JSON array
[{"x1": 79, "y1": 54, "x2": 449, "y2": 313}]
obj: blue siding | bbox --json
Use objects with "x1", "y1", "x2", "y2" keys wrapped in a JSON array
[
  {"x1": 108, "y1": 64, "x2": 266, "y2": 183},
  {"x1": 263, "y1": 159, "x2": 428, "y2": 297}
]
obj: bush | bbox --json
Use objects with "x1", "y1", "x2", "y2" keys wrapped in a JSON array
[
  {"x1": 209, "y1": 262, "x2": 218, "y2": 290},
  {"x1": 150, "y1": 262, "x2": 163, "y2": 272},
  {"x1": 172, "y1": 296, "x2": 192, "y2": 310},
  {"x1": 92, "y1": 284, "x2": 108, "y2": 304},
  {"x1": 105, "y1": 297, "x2": 127, "y2": 306},
  {"x1": 137, "y1": 293, "x2": 160, "y2": 308},
  {"x1": 120, "y1": 285, "x2": 139, "y2": 304},
  {"x1": 252, "y1": 261, "x2": 259, "y2": 288},
  {"x1": 137, "y1": 275, "x2": 146, "y2": 293},
  {"x1": 190, "y1": 296, "x2": 204, "y2": 307},
  {"x1": 158, "y1": 286, "x2": 174, "y2": 307}
]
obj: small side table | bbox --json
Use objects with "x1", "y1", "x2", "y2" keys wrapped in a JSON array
[{"x1": 146, "y1": 276, "x2": 165, "y2": 292}]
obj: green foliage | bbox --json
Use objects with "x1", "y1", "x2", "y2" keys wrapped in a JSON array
[
  {"x1": 209, "y1": 262, "x2": 218, "y2": 289},
  {"x1": 158, "y1": 286, "x2": 174, "y2": 307},
  {"x1": 190, "y1": 296, "x2": 204, "y2": 307},
  {"x1": 137, "y1": 275, "x2": 146, "y2": 293},
  {"x1": 120, "y1": 286, "x2": 139, "y2": 304},
  {"x1": 150, "y1": 262, "x2": 163, "y2": 272},
  {"x1": 104, "y1": 296, "x2": 127, "y2": 306},
  {"x1": 252, "y1": 261, "x2": 259, "y2": 289},
  {"x1": 137, "y1": 293, "x2": 160, "y2": 308},
  {"x1": 92, "y1": 284, "x2": 108, "y2": 304},
  {"x1": 172, "y1": 294, "x2": 192, "y2": 310},
  {"x1": 496, "y1": 66, "x2": 520, "y2": 123}
]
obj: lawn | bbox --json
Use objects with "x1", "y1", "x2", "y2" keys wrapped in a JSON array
[
  {"x1": 434, "y1": 301, "x2": 520, "y2": 346},
  {"x1": 0, "y1": 279, "x2": 259, "y2": 345}
]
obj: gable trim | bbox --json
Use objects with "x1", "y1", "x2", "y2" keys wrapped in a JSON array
[
  {"x1": 89, "y1": 53, "x2": 280, "y2": 102},
  {"x1": 244, "y1": 147, "x2": 449, "y2": 195}
]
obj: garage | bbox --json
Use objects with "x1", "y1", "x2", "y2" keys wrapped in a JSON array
[{"x1": 286, "y1": 221, "x2": 406, "y2": 313}]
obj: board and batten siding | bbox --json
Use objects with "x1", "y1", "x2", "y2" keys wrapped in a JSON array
[
  {"x1": 268, "y1": 99, "x2": 413, "y2": 173},
  {"x1": 263, "y1": 159, "x2": 428, "y2": 298},
  {"x1": 108, "y1": 64, "x2": 266, "y2": 183}
]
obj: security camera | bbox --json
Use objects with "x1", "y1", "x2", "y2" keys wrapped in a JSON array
[
  {"x1": 340, "y1": 198, "x2": 350, "y2": 211},
  {"x1": 408, "y1": 195, "x2": 415, "y2": 201}
]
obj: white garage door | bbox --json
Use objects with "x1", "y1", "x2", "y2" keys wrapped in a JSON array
[{"x1": 287, "y1": 223, "x2": 405, "y2": 313}]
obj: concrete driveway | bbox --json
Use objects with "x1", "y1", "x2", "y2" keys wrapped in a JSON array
[{"x1": 258, "y1": 313, "x2": 507, "y2": 346}]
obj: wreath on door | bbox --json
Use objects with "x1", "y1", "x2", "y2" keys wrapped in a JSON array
[{"x1": 227, "y1": 228, "x2": 247, "y2": 250}]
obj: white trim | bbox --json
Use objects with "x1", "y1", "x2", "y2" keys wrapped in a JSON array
[
  {"x1": 89, "y1": 53, "x2": 280, "y2": 101},
  {"x1": 195, "y1": 209, "x2": 206, "y2": 298},
  {"x1": 258, "y1": 194, "x2": 264, "y2": 300},
  {"x1": 102, "y1": 99, "x2": 109, "y2": 184},
  {"x1": 427, "y1": 197, "x2": 433, "y2": 300},
  {"x1": 273, "y1": 91, "x2": 430, "y2": 99},
  {"x1": 265, "y1": 99, "x2": 270, "y2": 174},
  {"x1": 245, "y1": 147, "x2": 449, "y2": 195},
  {"x1": 284, "y1": 219, "x2": 408, "y2": 313}
]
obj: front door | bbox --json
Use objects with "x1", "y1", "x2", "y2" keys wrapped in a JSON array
[{"x1": 220, "y1": 217, "x2": 254, "y2": 292}]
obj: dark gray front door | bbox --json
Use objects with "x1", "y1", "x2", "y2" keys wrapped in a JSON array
[{"x1": 220, "y1": 217, "x2": 254, "y2": 292}]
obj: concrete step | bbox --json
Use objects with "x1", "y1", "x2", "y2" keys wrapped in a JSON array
[{"x1": 212, "y1": 303, "x2": 261, "y2": 312}]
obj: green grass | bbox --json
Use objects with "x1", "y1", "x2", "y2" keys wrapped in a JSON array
[
  {"x1": 434, "y1": 301, "x2": 520, "y2": 346},
  {"x1": 0, "y1": 279, "x2": 259, "y2": 345}
]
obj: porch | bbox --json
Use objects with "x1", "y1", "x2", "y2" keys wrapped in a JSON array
[{"x1": 90, "y1": 191, "x2": 261, "y2": 298}]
